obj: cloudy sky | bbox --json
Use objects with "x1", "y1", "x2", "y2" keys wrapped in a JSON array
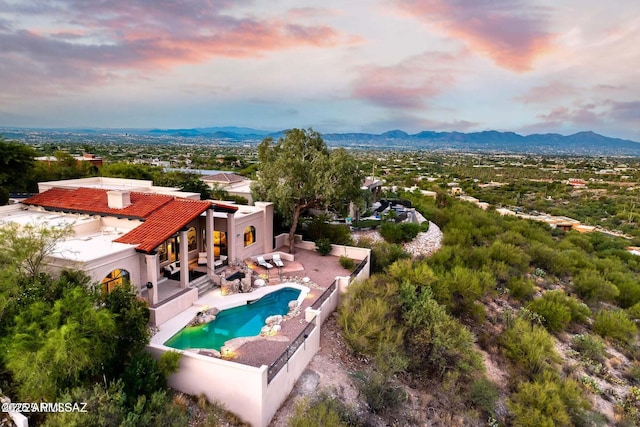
[{"x1": 1, "y1": 0, "x2": 639, "y2": 140}]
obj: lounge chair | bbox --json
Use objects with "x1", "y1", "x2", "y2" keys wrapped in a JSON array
[
  {"x1": 257, "y1": 256, "x2": 273, "y2": 269},
  {"x1": 214, "y1": 255, "x2": 228, "y2": 268},
  {"x1": 272, "y1": 253, "x2": 284, "y2": 268},
  {"x1": 198, "y1": 252, "x2": 207, "y2": 265}
]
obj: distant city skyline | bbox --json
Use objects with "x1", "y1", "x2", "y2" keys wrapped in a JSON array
[{"x1": 1, "y1": 1, "x2": 639, "y2": 140}]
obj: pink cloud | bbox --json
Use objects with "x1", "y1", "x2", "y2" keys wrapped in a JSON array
[
  {"x1": 0, "y1": 1, "x2": 355, "y2": 99},
  {"x1": 538, "y1": 105, "x2": 602, "y2": 126},
  {"x1": 393, "y1": 0, "x2": 554, "y2": 72},
  {"x1": 606, "y1": 100, "x2": 640, "y2": 123},
  {"x1": 352, "y1": 51, "x2": 465, "y2": 109},
  {"x1": 516, "y1": 81, "x2": 578, "y2": 104}
]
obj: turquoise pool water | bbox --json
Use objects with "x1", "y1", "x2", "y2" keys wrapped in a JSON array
[{"x1": 165, "y1": 287, "x2": 301, "y2": 351}]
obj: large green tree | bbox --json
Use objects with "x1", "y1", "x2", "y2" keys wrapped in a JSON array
[
  {"x1": 0, "y1": 137, "x2": 36, "y2": 201},
  {"x1": 252, "y1": 128, "x2": 363, "y2": 253}
]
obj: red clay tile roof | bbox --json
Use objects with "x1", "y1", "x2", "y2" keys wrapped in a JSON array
[
  {"x1": 115, "y1": 199, "x2": 212, "y2": 253},
  {"x1": 22, "y1": 187, "x2": 173, "y2": 219},
  {"x1": 210, "y1": 200, "x2": 240, "y2": 213},
  {"x1": 23, "y1": 187, "x2": 240, "y2": 254}
]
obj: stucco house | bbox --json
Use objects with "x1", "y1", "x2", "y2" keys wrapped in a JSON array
[
  {"x1": 0, "y1": 177, "x2": 274, "y2": 325},
  {"x1": 1, "y1": 176, "x2": 373, "y2": 426}
]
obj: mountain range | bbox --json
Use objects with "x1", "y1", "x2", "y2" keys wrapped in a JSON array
[
  {"x1": 140, "y1": 127, "x2": 640, "y2": 155},
  {"x1": 3, "y1": 126, "x2": 640, "y2": 156}
]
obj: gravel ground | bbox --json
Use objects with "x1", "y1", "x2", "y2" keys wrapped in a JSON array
[
  {"x1": 403, "y1": 220, "x2": 443, "y2": 257},
  {"x1": 352, "y1": 216, "x2": 443, "y2": 259}
]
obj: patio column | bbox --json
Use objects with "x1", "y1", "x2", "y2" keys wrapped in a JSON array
[
  {"x1": 227, "y1": 211, "x2": 236, "y2": 264},
  {"x1": 205, "y1": 208, "x2": 214, "y2": 279},
  {"x1": 145, "y1": 253, "x2": 159, "y2": 305},
  {"x1": 179, "y1": 229, "x2": 189, "y2": 289},
  {"x1": 255, "y1": 202, "x2": 273, "y2": 253}
]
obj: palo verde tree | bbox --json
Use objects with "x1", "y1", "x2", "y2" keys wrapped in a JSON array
[
  {"x1": 252, "y1": 128, "x2": 363, "y2": 253},
  {"x1": 0, "y1": 222, "x2": 72, "y2": 326}
]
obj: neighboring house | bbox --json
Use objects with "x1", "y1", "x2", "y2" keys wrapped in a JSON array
[
  {"x1": 0, "y1": 177, "x2": 273, "y2": 325},
  {"x1": 201, "y1": 172, "x2": 254, "y2": 204},
  {"x1": 361, "y1": 176, "x2": 382, "y2": 203},
  {"x1": 35, "y1": 152, "x2": 103, "y2": 167},
  {"x1": 567, "y1": 178, "x2": 587, "y2": 188}
]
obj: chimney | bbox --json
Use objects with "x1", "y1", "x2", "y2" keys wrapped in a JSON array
[{"x1": 107, "y1": 190, "x2": 132, "y2": 209}]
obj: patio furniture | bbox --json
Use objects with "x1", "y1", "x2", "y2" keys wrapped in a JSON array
[
  {"x1": 215, "y1": 255, "x2": 228, "y2": 268},
  {"x1": 226, "y1": 270, "x2": 245, "y2": 281},
  {"x1": 198, "y1": 252, "x2": 207, "y2": 265},
  {"x1": 257, "y1": 256, "x2": 273, "y2": 269},
  {"x1": 163, "y1": 261, "x2": 180, "y2": 278},
  {"x1": 272, "y1": 254, "x2": 284, "y2": 268}
]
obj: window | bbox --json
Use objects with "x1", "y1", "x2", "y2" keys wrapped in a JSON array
[
  {"x1": 187, "y1": 227, "x2": 197, "y2": 252},
  {"x1": 157, "y1": 242, "x2": 168, "y2": 263},
  {"x1": 244, "y1": 226, "x2": 256, "y2": 247},
  {"x1": 101, "y1": 269, "x2": 130, "y2": 294},
  {"x1": 213, "y1": 231, "x2": 227, "y2": 257}
]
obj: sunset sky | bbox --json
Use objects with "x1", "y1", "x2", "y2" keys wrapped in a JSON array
[{"x1": 1, "y1": 1, "x2": 639, "y2": 140}]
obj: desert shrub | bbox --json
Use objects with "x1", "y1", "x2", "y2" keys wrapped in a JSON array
[
  {"x1": 500, "y1": 317, "x2": 560, "y2": 379},
  {"x1": 468, "y1": 377, "x2": 499, "y2": 416},
  {"x1": 593, "y1": 309, "x2": 637, "y2": 345},
  {"x1": 339, "y1": 277, "x2": 403, "y2": 356},
  {"x1": 379, "y1": 222, "x2": 421, "y2": 244},
  {"x1": 507, "y1": 374, "x2": 589, "y2": 427},
  {"x1": 529, "y1": 242, "x2": 573, "y2": 277},
  {"x1": 573, "y1": 269, "x2": 619, "y2": 304},
  {"x1": 527, "y1": 290, "x2": 590, "y2": 333},
  {"x1": 613, "y1": 276, "x2": 640, "y2": 308},
  {"x1": 352, "y1": 218, "x2": 380, "y2": 229},
  {"x1": 400, "y1": 283, "x2": 483, "y2": 383},
  {"x1": 339, "y1": 255, "x2": 355, "y2": 270},
  {"x1": 507, "y1": 277, "x2": 536, "y2": 301},
  {"x1": 351, "y1": 370, "x2": 406, "y2": 414},
  {"x1": 507, "y1": 379, "x2": 569, "y2": 426},
  {"x1": 289, "y1": 391, "x2": 362, "y2": 427},
  {"x1": 571, "y1": 334, "x2": 606, "y2": 362},
  {"x1": 627, "y1": 302, "x2": 640, "y2": 320},
  {"x1": 44, "y1": 382, "x2": 189, "y2": 427},
  {"x1": 527, "y1": 296, "x2": 571, "y2": 333},
  {"x1": 624, "y1": 361, "x2": 640, "y2": 385},
  {"x1": 315, "y1": 238, "x2": 333, "y2": 256},
  {"x1": 302, "y1": 216, "x2": 353, "y2": 245},
  {"x1": 616, "y1": 386, "x2": 640, "y2": 427},
  {"x1": 564, "y1": 231, "x2": 594, "y2": 253},
  {"x1": 387, "y1": 259, "x2": 436, "y2": 290},
  {"x1": 157, "y1": 350, "x2": 182, "y2": 378},
  {"x1": 487, "y1": 240, "x2": 530, "y2": 274},
  {"x1": 368, "y1": 241, "x2": 410, "y2": 273},
  {"x1": 121, "y1": 352, "x2": 168, "y2": 407},
  {"x1": 433, "y1": 265, "x2": 495, "y2": 321}
]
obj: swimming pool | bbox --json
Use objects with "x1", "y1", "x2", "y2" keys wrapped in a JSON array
[{"x1": 164, "y1": 287, "x2": 302, "y2": 351}]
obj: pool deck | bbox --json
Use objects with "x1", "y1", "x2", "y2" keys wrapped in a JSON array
[{"x1": 151, "y1": 245, "x2": 353, "y2": 368}]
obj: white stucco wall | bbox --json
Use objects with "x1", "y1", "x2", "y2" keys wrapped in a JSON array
[{"x1": 147, "y1": 344, "x2": 267, "y2": 427}]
